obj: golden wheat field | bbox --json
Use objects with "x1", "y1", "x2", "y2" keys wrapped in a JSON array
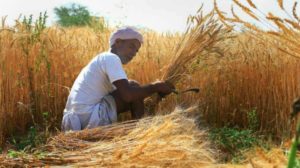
[{"x1": 0, "y1": 0, "x2": 300, "y2": 167}]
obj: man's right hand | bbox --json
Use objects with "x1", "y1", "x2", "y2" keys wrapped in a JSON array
[{"x1": 153, "y1": 81, "x2": 175, "y2": 97}]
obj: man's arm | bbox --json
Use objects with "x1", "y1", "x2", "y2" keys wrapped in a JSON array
[{"x1": 113, "y1": 79, "x2": 174, "y2": 103}]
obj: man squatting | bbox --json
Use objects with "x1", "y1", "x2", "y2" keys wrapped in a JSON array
[{"x1": 62, "y1": 27, "x2": 174, "y2": 131}]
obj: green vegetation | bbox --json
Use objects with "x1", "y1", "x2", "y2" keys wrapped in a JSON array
[
  {"x1": 287, "y1": 122, "x2": 300, "y2": 168},
  {"x1": 8, "y1": 111, "x2": 52, "y2": 152},
  {"x1": 9, "y1": 126, "x2": 46, "y2": 151},
  {"x1": 7, "y1": 148, "x2": 46, "y2": 159},
  {"x1": 208, "y1": 108, "x2": 272, "y2": 163},
  {"x1": 287, "y1": 138, "x2": 300, "y2": 168},
  {"x1": 247, "y1": 108, "x2": 259, "y2": 132},
  {"x1": 7, "y1": 149, "x2": 21, "y2": 158},
  {"x1": 54, "y1": 3, "x2": 107, "y2": 32},
  {"x1": 209, "y1": 126, "x2": 258, "y2": 162},
  {"x1": 54, "y1": 3, "x2": 92, "y2": 27}
]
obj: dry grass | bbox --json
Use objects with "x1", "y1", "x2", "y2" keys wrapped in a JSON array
[
  {"x1": 161, "y1": 9, "x2": 228, "y2": 84},
  {"x1": 215, "y1": 0, "x2": 300, "y2": 58},
  {"x1": 212, "y1": 0, "x2": 300, "y2": 137},
  {"x1": 0, "y1": 26, "x2": 107, "y2": 145},
  {"x1": 0, "y1": 108, "x2": 289, "y2": 167},
  {"x1": 198, "y1": 32, "x2": 300, "y2": 137},
  {"x1": 0, "y1": 107, "x2": 217, "y2": 167},
  {"x1": 144, "y1": 9, "x2": 231, "y2": 113}
]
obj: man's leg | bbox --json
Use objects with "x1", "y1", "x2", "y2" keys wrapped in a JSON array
[
  {"x1": 130, "y1": 99, "x2": 144, "y2": 119},
  {"x1": 110, "y1": 80, "x2": 145, "y2": 119}
]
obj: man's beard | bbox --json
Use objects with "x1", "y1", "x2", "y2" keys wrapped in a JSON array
[{"x1": 120, "y1": 55, "x2": 131, "y2": 64}]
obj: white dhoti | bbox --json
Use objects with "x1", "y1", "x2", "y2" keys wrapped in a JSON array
[{"x1": 61, "y1": 95, "x2": 117, "y2": 132}]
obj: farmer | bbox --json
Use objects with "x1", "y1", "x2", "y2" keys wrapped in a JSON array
[{"x1": 62, "y1": 27, "x2": 174, "y2": 131}]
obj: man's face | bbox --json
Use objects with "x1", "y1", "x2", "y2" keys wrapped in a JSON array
[{"x1": 115, "y1": 39, "x2": 141, "y2": 64}]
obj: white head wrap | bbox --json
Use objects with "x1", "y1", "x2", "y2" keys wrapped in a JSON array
[{"x1": 109, "y1": 27, "x2": 143, "y2": 47}]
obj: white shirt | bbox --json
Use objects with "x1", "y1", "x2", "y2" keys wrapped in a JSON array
[{"x1": 63, "y1": 52, "x2": 127, "y2": 128}]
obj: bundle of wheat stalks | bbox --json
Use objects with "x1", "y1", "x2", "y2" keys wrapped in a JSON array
[
  {"x1": 162, "y1": 9, "x2": 228, "y2": 84},
  {"x1": 144, "y1": 8, "x2": 230, "y2": 113},
  {"x1": 0, "y1": 107, "x2": 289, "y2": 167},
  {"x1": 0, "y1": 107, "x2": 217, "y2": 167}
]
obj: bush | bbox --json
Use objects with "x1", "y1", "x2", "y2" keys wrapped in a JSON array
[{"x1": 209, "y1": 126, "x2": 258, "y2": 162}]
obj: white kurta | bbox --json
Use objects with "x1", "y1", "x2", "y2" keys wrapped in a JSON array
[{"x1": 62, "y1": 52, "x2": 127, "y2": 131}]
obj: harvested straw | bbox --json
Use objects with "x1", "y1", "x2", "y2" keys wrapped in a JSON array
[
  {"x1": 0, "y1": 107, "x2": 290, "y2": 167},
  {"x1": 162, "y1": 9, "x2": 227, "y2": 84},
  {"x1": 216, "y1": 148, "x2": 288, "y2": 168},
  {"x1": 145, "y1": 8, "x2": 229, "y2": 113},
  {"x1": 0, "y1": 107, "x2": 217, "y2": 167},
  {"x1": 247, "y1": 148, "x2": 288, "y2": 167}
]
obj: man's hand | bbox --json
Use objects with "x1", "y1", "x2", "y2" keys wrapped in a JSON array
[{"x1": 152, "y1": 81, "x2": 175, "y2": 97}]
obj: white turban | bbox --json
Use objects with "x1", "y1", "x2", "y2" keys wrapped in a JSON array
[{"x1": 109, "y1": 27, "x2": 143, "y2": 47}]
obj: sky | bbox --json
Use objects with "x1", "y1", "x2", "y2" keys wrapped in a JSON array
[{"x1": 0, "y1": 0, "x2": 296, "y2": 33}]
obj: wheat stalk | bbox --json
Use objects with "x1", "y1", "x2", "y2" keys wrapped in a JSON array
[
  {"x1": 144, "y1": 8, "x2": 230, "y2": 113},
  {"x1": 214, "y1": 0, "x2": 240, "y2": 24},
  {"x1": 278, "y1": 0, "x2": 284, "y2": 10},
  {"x1": 242, "y1": 22, "x2": 262, "y2": 32},
  {"x1": 266, "y1": 12, "x2": 283, "y2": 22},
  {"x1": 232, "y1": 0, "x2": 259, "y2": 21},
  {"x1": 284, "y1": 19, "x2": 300, "y2": 30},
  {"x1": 161, "y1": 13, "x2": 224, "y2": 83},
  {"x1": 293, "y1": 2, "x2": 300, "y2": 22},
  {"x1": 231, "y1": 5, "x2": 244, "y2": 23},
  {"x1": 213, "y1": 0, "x2": 236, "y2": 30},
  {"x1": 214, "y1": 0, "x2": 226, "y2": 21},
  {"x1": 246, "y1": 0, "x2": 257, "y2": 9},
  {"x1": 268, "y1": 30, "x2": 300, "y2": 48}
]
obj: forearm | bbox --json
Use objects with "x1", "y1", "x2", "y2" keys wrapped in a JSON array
[
  {"x1": 127, "y1": 83, "x2": 159, "y2": 101},
  {"x1": 113, "y1": 79, "x2": 173, "y2": 103}
]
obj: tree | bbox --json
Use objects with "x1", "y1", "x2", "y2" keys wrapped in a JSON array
[{"x1": 54, "y1": 3, "x2": 92, "y2": 27}]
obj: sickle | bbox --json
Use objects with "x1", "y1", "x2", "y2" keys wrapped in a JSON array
[{"x1": 172, "y1": 88, "x2": 200, "y2": 95}]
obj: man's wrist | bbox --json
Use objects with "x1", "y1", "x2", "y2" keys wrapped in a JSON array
[{"x1": 149, "y1": 83, "x2": 159, "y2": 93}]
